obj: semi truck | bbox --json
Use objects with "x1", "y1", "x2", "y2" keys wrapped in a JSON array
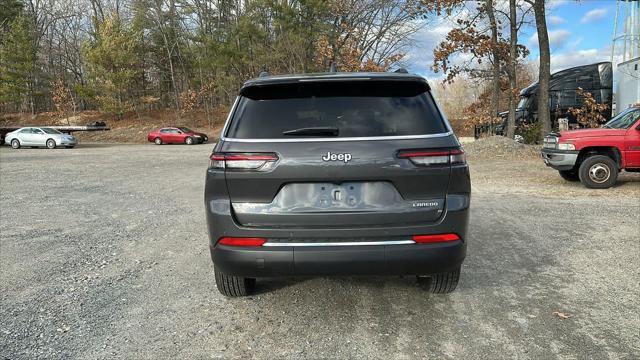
[{"x1": 492, "y1": 62, "x2": 613, "y2": 136}]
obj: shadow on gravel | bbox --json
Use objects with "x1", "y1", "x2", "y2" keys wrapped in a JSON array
[{"x1": 253, "y1": 277, "x2": 311, "y2": 294}]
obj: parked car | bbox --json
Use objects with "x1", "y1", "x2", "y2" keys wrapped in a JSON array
[
  {"x1": 147, "y1": 127, "x2": 208, "y2": 145},
  {"x1": 205, "y1": 71, "x2": 470, "y2": 297},
  {"x1": 541, "y1": 106, "x2": 640, "y2": 188},
  {"x1": 5, "y1": 127, "x2": 77, "y2": 149}
]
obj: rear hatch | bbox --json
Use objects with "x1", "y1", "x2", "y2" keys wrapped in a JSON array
[{"x1": 214, "y1": 77, "x2": 461, "y2": 228}]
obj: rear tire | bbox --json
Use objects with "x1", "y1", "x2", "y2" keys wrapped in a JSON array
[
  {"x1": 46, "y1": 139, "x2": 56, "y2": 149},
  {"x1": 214, "y1": 267, "x2": 255, "y2": 297},
  {"x1": 185, "y1": 136, "x2": 194, "y2": 145},
  {"x1": 417, "y1": 268, "x2": 460, "y2": 294},
  {"x1": 578, "y1": 155, "x2": 618, "y2": 189},
  {"x1": 154, "y1": 137, "x2": 162, "y2": 145},
  {"x1": 558, "y1": 170, "x2": 579, "y2": 181},
  {"x1": 11, "y1": 139, "x2": 20, "y2": 149}
]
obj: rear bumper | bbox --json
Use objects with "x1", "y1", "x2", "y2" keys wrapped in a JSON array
[
  {"x1": 206, "y1": 198, "x2": 469, "y2": 277},
  {"x1": 541, "y1": 149, "x2": 578, "y2": 171},
  {"x1": 211, "y1": 240, "x2": 465, "y2": 277}
]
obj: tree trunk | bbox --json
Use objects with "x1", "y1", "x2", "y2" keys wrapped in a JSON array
[
  {"x1": 532, "y1": 0, "x2": 551, "y2": 138},
  {"x1": 506, "y1": 0, "x2": 517, "y2": 139},
  {"x1": 486, "y1": 0, "x2": 501, "y2": 133}
]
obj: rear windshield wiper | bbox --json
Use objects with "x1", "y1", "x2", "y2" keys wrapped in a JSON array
[{"x1": 282, "y1": 127, "x2": 339, "y2": 136}]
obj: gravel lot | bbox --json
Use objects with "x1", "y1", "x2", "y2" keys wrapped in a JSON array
[{"x1": 1, "y1": 144, "x2": 639, "y2": 359}]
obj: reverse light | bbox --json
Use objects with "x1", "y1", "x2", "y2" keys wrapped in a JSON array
[
  {"x1": 218, "y1": 237, "x2": 267, "y2": 247},
  {"x1": 210, "y1": 152, "x2": 278, "y2": 170},
  {"x1": 412, "y1": 233, "x2": 460, "y2": 243},
  {"x1": 398, "y1": 149, "x2": 466, "y2": 166},
  {"x1": 557, "y1": 143, "x2": 575, "y2": 151}
]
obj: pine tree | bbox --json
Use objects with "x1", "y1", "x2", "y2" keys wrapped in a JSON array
[
  {"x1": 83, "y1": 14, "x2": 142, "y2": 119},
  {"x1": 0, "y1": 14, "x2": 36, "y2": 112}
]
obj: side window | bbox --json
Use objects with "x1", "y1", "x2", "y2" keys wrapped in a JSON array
[
  {"x1": 160, "y1": 129, "x2": 169, "y2": 133},
  {"x1": 19, "y1": 128, "x2": 32, "y2": 134},
  {"x1": 34, "y1": 129, "x2": 44, "y2": 134},
  {"x1": 631, "y1": 110, "x2": 640, "y2": 126}
]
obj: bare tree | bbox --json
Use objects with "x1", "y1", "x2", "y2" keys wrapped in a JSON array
[
  {"x1": 526, "y1": 0, "x2": 551, "y2": 138},
  {"x1": 506, "y1": 0, "x2": 517, "y2": 139}
]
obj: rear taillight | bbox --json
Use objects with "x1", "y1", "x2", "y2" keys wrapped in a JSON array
[
  {"x1": 218, "y1": 237, "x2": 266, "y2": 247},
  {"x1": 209, "y1": 152, "x2": 279, "y2": 171},
  {"x1": 412, "y1": 233, "x2": 460, "y2": 243},
  {"x1": 398, "y1": 149, "x2": 466, "y2": 166}
]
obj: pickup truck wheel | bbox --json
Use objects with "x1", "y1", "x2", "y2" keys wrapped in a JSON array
[
  {"x1": 578, "y1": 155, "x2": 618, "y2": 189},
  {"x1": 417, "y1": 268, "x2": 460, "y2": 294},
  {"x1": 214, "y1": 267, "x2": 255, "y2": 297},
  {"x1": 558, "y1": 170, "x2": 579, "y2": 181}
]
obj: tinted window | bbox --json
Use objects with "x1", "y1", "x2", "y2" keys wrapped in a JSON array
[
  {"x1": 42, "y1": 128, "x2": 61, "y2": 134},
  {"x1": 19, "y1": 128, "x2": 32, "y2": 133},
  {"x1": 226, "y1": 81, "x2": 447, "y2": 139}
]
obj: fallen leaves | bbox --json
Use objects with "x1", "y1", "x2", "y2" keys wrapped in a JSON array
[{"x1": 552, "y1": 311, "x2": 572, "y2": 320}]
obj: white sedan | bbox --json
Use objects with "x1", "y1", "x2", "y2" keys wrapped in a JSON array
[{"x1": 5, "y1": 127, "x2": 77, "y2": 149}]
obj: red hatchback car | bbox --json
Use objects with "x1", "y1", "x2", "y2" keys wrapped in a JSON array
[{"x1": 147, "y1": 127, "x2": 208, "y2": 145}]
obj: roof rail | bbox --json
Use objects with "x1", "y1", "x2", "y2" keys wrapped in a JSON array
[
  {"x1": 394, "y1": 68, "x2": 409, "y2": 74},
  {"x1": 329, "y1": 61, "x2": 338, "y2": 73},
  {"x1": 258, "y1": 65, "x2": 269, "y2": 77}
]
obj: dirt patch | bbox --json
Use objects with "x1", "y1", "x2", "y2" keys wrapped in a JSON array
[{"x1": 464, "y1": 136, "x2": 540, "y2": 160}]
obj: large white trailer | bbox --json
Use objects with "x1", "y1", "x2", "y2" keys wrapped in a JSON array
[{"x1": 615, "y1": 57, "x2": 640, "y2": 115}]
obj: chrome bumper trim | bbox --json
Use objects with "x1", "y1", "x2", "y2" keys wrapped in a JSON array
[{"x1": 262, "y1": 240, "x2": 416, "y2": 247}]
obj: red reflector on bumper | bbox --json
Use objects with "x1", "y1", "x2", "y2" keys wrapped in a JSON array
[
  {"x1": 412, "y1": 233, "x2": 460, "y2": 243},
  {"x1": 218, "y1": 237, "x2": 266, "y2": 247}
]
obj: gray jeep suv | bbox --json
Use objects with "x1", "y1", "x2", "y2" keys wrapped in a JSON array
[{"x1": 205, "y1": 72, "x2": 470, "y2": 297}]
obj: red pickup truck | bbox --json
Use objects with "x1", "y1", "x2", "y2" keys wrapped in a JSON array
[{"x1": 541, "y1": 106, "x2": 640, "y2": 188}]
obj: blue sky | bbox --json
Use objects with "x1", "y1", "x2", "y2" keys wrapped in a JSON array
[{"x1": 406, "y1": 0, "x2": 618, "y2": 80}]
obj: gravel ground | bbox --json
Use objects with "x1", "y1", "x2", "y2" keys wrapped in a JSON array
[{"x1": 1, "y1": 144, "x2": 639, "y2": 359}]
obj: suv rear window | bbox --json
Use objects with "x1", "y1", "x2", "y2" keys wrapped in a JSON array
[{"x1": 225, "y1": 81, "x2": 448, "y2": 139}]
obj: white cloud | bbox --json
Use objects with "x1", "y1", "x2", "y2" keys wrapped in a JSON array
[
  {"x1": 529, "y1": 47, "x2": 614, "y2": 74},
  {"x1": 405, "y1": 21, "x2": 453, "y2": 75},
  {"x1": 548, "y1": 15, "x2": 566, "y2": 26},
  {"x1": 580, "y1": 8, "x2": 608, "y2": 24},
  {"x1": 528, "y1": 29, "x2": 571, "y2": 50},
  {"x1": 547, "y1": 0, "x2": 569, "y2": 10}
]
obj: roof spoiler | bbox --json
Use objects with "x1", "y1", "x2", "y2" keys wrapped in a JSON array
[{"x1": 258, "y1": 65, "x2": 269, "y2": 77}]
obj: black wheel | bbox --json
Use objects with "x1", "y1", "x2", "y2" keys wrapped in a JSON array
[
  {"x1": 46, "y1": 139, "x2": 56, "y2": 149},
  {"x1": 558, "y1": 170, "x2": 579, "y2": 181},
  {"x1": 417, "y1": 268, "x2": 460, "y2": 294},
  {"x1": 214, "y1": 267, "x2": 255, "y2": 297},
  {"x1": 185, "y1": 136, "x2": 194, "y2": 145},
  {"x1": 154, "y1": 137, "x2": 162, "y2": 145},
  {"x1": 11, "y1": 139, "x2": 20, "y2": 149},
  {"x1": 578, "y1": 155, "x2": 618, "y2": 189}
]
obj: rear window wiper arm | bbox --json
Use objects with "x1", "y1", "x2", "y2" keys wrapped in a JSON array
[{"x1": 282, "y1": 127, "x2": 339, "y2": 136}]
